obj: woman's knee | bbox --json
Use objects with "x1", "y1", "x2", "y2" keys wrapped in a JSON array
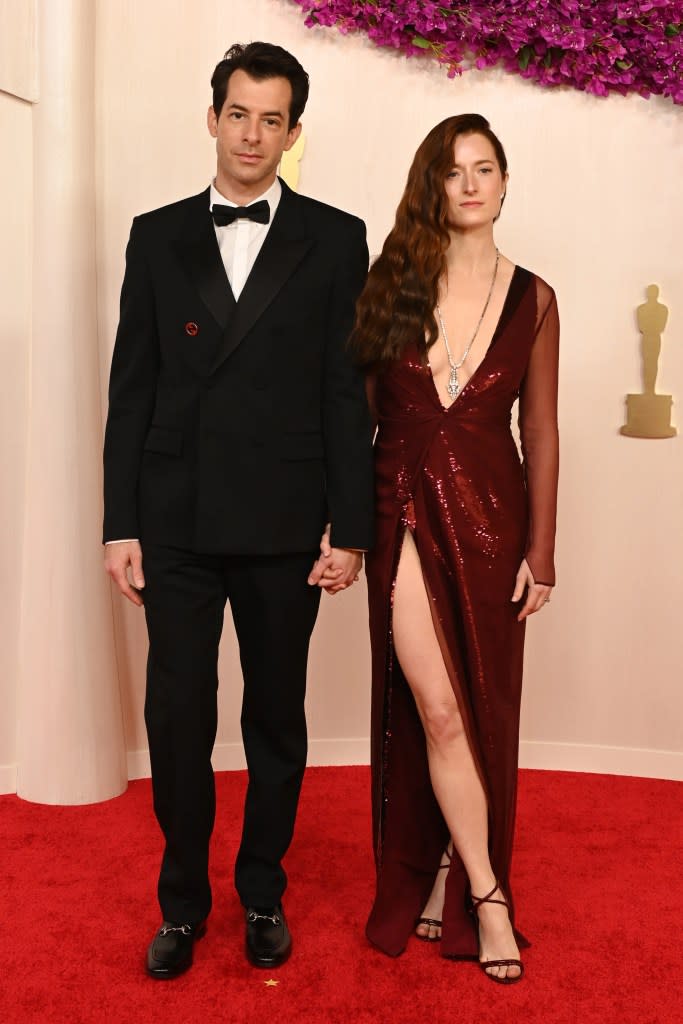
[{"x1": 419, "y1": 698, "x2": 466, "y2": 747}]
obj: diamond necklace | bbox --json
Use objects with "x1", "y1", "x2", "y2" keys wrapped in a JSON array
[{"x1": 436, "y1": 248, "x2": 500, "y2": 400}]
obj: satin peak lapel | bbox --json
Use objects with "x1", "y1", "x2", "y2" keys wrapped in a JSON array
[
  {"x1": 210, "y1": 187, "x2": 313, "y2": 374},
  {"x1": 173, "y1": 193, "x2": 236, "y2": 334}
]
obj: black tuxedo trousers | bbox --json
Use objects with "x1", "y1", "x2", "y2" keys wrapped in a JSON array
[
  {"x1": 143, "y1": 543, "x2": 321, "y2": 922},
  {"x1": 103, "y1": 182, "x2": 374, "y2": 921}
]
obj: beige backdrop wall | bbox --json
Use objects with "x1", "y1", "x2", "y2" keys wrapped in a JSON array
[{"x1": 1, "y1": 0, "x2": 681, "y2": 796}]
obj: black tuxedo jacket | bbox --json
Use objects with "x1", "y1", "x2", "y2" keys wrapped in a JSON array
[{"x1": 103, "y1": 180, "x2": 374, "y2": 554}]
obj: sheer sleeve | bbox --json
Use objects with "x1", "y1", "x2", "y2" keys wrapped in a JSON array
[
  {"x1": 518, "y1": 280, "x2": 560, "y2": 586},
  {"x1": 365, "y1": 371, "x2": 379, "y2": 436}
]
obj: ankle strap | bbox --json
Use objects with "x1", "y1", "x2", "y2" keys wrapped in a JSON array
[{"x1": 470, "y1": 880, "x2": 508, "y2": 910}]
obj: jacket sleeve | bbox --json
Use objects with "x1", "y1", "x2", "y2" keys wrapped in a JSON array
[
  {"x1": 322, "y1": 218, "x2": 375, "y2": 550},
  {"x1": 518, "y1": 281, "x2": 560, "y2": 586},
  {"x1": 102, "y1": 218, "x2": 159, "y2": 542}
]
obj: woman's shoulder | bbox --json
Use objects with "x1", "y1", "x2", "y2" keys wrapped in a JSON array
[{"x1": 513, "y1": 264, "x2": 557, "y2": 310}]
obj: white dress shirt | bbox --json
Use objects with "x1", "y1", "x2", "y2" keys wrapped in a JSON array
[
  {"x1": 106, "y1": 178, "x2": 281, "y2": 546},
  {"x1": 210, "y1": 176, "x2": 282, "y2": 299}
]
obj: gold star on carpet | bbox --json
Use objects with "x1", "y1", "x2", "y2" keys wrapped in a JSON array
[{"x1": 264, "y1": 979, "x2": 279, "y2": 987}]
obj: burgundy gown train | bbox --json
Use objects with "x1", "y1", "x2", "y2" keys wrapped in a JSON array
[{"x1": 365, "y1": 267, "x2": 559, "y2": 958}]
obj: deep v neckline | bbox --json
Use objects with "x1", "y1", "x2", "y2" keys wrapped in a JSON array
[{"x1": 428, "y1": 264, "x2": 520, "y2": 412}]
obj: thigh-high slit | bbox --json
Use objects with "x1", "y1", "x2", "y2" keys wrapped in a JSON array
[{"x1": 366, "y1": 503, "x2": 528, "y2": 959}]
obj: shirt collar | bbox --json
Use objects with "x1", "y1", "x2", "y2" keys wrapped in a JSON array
[{"x1": 209, "y1": 176, "x2": 282, "y2": 217}]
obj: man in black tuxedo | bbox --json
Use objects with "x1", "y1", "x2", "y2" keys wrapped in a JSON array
[{"x1": 103, "y1": 42, "x2": 373, "y2": 978}]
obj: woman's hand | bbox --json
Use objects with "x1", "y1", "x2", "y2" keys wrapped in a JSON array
[
  {"x1": 511, "y1": 559, "x2": 552, "y2": 622},
  {"x1": 307, "y1": 523, "x2": 363, "y2": 595}
]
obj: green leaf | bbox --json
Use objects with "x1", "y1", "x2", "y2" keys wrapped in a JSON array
[
  {"x1": 412, "y1": 36, "x2": 432, "y2": 49},
  {"x1": 615, "y1": 59, "x2": 632, "y2": 70},
  {"x1": 518, "y1": 45, "x2": 533, "y2": 71},
  {"x1": 665, "y1": 23, "x2": 681, "y2": 38}
]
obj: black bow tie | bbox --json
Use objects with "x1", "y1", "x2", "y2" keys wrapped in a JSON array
[{"x1": 212, "y1": 200, "x2": 270, "y2": 227}]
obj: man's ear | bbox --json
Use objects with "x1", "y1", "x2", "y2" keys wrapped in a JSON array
[
  {"x1": 283, "y1": 122, "x2": 302, "y2": 153},
  {"x1": 207, "y1": 106, "x2": 218, "y2": 139}
]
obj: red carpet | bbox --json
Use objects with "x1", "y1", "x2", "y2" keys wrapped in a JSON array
[{"x1": 1, "y1": 766, "x2": 681, "y2": 1023}]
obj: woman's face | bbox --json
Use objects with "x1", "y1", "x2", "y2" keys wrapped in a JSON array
[{"x1": 443, "y1": 132, "x2": 507, "y2": 230}]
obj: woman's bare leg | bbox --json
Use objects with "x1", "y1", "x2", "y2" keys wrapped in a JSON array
[{"x1": 393, "y1": 530, "x2": 520, "y2": 980}]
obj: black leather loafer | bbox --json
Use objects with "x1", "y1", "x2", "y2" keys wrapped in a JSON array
[
  {"x1": 146, "y1": 920, "x2": 206, "y2": 979},
  {"x1": 245, "y1": 904, "x2": 291, "y2": 968}
]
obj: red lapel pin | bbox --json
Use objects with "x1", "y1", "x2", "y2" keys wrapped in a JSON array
[{"x1": 185, "y1": 321, "x2": 199, "y2": 337}]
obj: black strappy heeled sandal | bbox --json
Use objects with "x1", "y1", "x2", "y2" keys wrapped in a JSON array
[
  {"x1": 414, "y1": 846, "x2": 452, "y2": 942},
  {"x1": 469, "y1": 881, "x2": 524, "y2": 984}
]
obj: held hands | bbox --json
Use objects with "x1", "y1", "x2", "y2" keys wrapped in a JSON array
[
  {"x1": 104, "y1": 541, "x2": 145, "y2": 607},
  {"x1": 308, "y1": 523, "x2": 363, "y2": 596},
  {"x1": 511, "y1": 558, "x2": 552, "y2": 622}
]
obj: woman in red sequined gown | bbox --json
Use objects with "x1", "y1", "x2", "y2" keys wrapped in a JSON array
[{"x1": 351, "y1": 116, "x2": 559, "y2": 982}]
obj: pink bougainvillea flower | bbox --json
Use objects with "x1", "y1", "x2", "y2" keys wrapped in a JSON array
[{"x1": 292, "y1": 0, "x2": 682, "y2": 104}]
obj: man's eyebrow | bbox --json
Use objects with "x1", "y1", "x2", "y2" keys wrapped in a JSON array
[{"x1": 227, "y1": 102, "x2": 285, "y2": 118}]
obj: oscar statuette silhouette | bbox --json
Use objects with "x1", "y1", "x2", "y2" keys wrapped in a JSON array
[{"x1": 621, "y1": 284, "x2": 677, "y2": 438}]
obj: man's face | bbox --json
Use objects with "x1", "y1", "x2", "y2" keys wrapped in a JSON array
[{"x1": 207, "y1": 69, "x2": 302, "y2": 199}]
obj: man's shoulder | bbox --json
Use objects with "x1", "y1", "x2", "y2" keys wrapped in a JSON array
[
  {"x1": 293, "y1": 190, "x2": 365, "y2": 239},
  {"x1": 132, "y1": 189, "x2": 208, "y2": 233}
]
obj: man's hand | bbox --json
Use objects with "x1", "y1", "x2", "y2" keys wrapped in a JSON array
[
  {"x1": 511, "y1": 558, "x2": 552, "y2": 622},
  {"x1": 308, "y1": 524, "x2": 363, "y2": 596},
  {"x1": 104, "y1": 541, "x2": 145, "y2": 607}
]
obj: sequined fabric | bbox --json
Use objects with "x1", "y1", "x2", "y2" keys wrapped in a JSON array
[{"x1": 365, "y1": 267, "x2": 559, "y2": 959}]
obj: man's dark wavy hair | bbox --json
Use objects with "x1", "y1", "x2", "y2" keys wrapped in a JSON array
[{"x1": 211, "y1": 42, "x2": 310, "y2": 129}]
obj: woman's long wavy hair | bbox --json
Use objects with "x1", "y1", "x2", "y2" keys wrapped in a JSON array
[{"x1": 350, "y1": 114, "x2": 507, "y2": 367}]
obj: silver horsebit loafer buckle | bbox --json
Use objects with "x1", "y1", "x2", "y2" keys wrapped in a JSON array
[
  {"x1": 247, "y1": 911, "x2": 281, "y2": 926},
  {"x1": 160, "y1": 924, "x2": 193, "y2": 936}
]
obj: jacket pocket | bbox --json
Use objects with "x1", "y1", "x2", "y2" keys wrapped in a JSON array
[{"x1": 143, "y1": 425, "x2": 184, "y2": 457}]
